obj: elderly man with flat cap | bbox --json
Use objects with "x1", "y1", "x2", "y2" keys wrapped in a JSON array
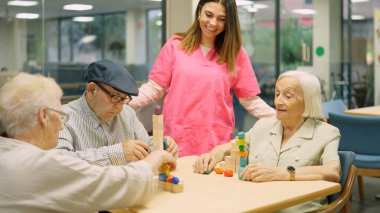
[{"x1": 57, "y1": 59, "x2": 177, "y2": 166}]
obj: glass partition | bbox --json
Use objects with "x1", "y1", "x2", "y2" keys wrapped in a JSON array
[
  {"x1": 343, "y1": 0, "x2": 378, "y2": 107},
  {"x1": 0, "y1": 0, "x2": 163, "y2": 97}
]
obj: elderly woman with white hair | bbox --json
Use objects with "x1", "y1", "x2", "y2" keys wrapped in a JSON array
[
  {"x1": 0, "y1": 73, "x2": 176, "y2": 212},
  {"x1": 193, "y1": 70, "x2": 341, "y2": 212}
]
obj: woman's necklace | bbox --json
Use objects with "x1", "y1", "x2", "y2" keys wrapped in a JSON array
[
  {"x1": 200, "y1": 43, "x2": 213, "y2": 48},
  {"x1": 200, "y1": 43, "x2": 213, "y2": 56}
]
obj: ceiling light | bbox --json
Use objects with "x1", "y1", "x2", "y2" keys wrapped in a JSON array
[
  {"x1": 236, "y1": 0, "x2": 253, "y2": 6},
  {"x1": 292, "y1": 9, "x2": 317, "y2": 15},
  {"x1": 351, "y1": 0, "x2": 369, "y2": 3},
  {"x1": 73, "y1": 16, "x2": 94, "y2": 22},
  {"x1": 8, "y1": 1, "x2": 38, "y2": 6},
  {"x1": 253, "y1": 4, "x2": 268, "y2": 9},
  {"x1": 63, "y1": 4, "x2": 93, "y2": 11},
  {"x1": 80, "y1": 35, "x2": 97, "y2": 44},
  {"x1": 351, "y1": 15, "x2": 365, "y2": 20},
  {"x1": 248, "y1": 8, "x2": 258, "y2": 13},
  {"x1": 16, "y1": 13, "x2": 39, "y2": 19}
]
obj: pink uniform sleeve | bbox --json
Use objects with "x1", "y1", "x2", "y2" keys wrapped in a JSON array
[
  {"x1": 149, "y1": 37, "x2": 178, "y2": 88},
  {"x1": 232, "y1": 48, "x2": 261, "y2": 98}
]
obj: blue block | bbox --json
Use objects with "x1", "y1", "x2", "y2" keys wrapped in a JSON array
[
  {"x1": 238, "y1": 166, "x2": 245, "y2": 180},
  {"x1": 171, "y1": 176, "x2": 180, "y2": 184},
  {"x1": 240, "y1": 157, "x2": 247, "y2": 167},
  {"x1": 159, "y1": 173, "x2": 168, "y2": 181}
]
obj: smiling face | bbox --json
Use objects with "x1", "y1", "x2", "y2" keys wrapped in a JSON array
[
  {"x1": 198, "y1": 2, "x2": 226, "y2": 45},
  {"x1": 274, "y1": 77, "x2": 305, "y2": 123}
]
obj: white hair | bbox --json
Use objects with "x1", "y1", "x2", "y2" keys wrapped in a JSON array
[
  {"x1": 277, "y1": 70, "x2": 323, "y2": 119},
  {"x1": 0, "y1": 73, "x2": 63, "y2": 137}
]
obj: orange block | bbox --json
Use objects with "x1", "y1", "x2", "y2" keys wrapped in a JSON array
[
  {"x1": 166, "y1": 175, "x2": 174, "y2": 182},
  {"x1": 239, "y1": 150, "x2": 248, "y2": 157},
  {"x1": 215, "y1": 167, "x2": 224, "y2": 174}
]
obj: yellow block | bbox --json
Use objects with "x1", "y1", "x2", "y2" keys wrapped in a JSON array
[{"x1": 171, "y1": 182, "x2": 184, "y2": 193}]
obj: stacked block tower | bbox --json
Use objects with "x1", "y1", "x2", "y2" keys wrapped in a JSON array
[
  {"x1": 153, "y1": 104, "x2": 183, "y2": 193},
  {"x1": 236, "y1": 132, "x2": 248, "y2": 180},
  {"x1": 214, "y1": 132, "x2": 248, "y2": 178}
]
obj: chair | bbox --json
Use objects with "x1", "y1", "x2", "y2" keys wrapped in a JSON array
[
  {"x1": 322, "y1": 99, "x2": 347, "y2": 119},
  {"x1": 312, "y1": 151, "x2": 357, "y2": 213},
  {"x1": 329, "y1": 112, "x2": 380, "y2": 200}
]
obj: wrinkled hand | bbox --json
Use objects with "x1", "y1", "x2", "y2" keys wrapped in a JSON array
[
  {"x1": 241, "y1": 164, "x2": 287, "y2": 182},
  {"x1": 164, "y1": 136, "x2": 178, "y2": 157},
  {"x1": 122, "y1": 140, "x2": 150, "y2": 161},
  {"x1": 144, "y1": 150, "x2": 177, "y2": 172},
  {"x1": 192, "y1": 150, "x2": 224, "y2": 174}
]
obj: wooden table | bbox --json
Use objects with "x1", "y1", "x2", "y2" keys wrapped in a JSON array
[
  {"x1": 344, "y1": 105, "x2": 380, "y2": 116},
  {"x1": 113, "y1": 156, "x2": 341, "y2": 213}
]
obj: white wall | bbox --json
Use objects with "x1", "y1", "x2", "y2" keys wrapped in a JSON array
[
  {"x1": 126, "y1": 10, "x2": 147, "y2": 65},
  {"x1": 313, "y1": 0, "x2": 342, "y2": 99},
  {"x1": 0, "y1": 19, "x2": 27, "y2": 72},
  {"x1": 166, "y1": 0, "x2": 195, "y2": 38}
]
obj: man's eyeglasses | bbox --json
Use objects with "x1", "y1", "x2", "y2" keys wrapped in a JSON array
[
  {"x1": 94, "y1": 82, "x2": 132, "y2": 104},
  {"x1": 46, "y1": 107, "x2": 70, "y2": 124}
]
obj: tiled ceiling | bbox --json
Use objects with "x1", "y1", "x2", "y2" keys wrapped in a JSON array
[{"x1": 0, "y1": 0, "x2": 161, "y2": 19}]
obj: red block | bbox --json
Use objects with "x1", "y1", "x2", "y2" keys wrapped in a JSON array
[{"x1": 224, "y1": 169, "x2": 233, "y2": 177}]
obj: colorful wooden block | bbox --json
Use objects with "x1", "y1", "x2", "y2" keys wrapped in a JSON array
[
  {"x1": 224, "y1": 169, "x2": 233, "y2": 177},
  {"x1": 215, "y1": 167, "x2": 224, "y2": 174},
  {"x1": 239, "y1": 150, "x2": 248, "y2": 157},
  {"x1": 171, "y1": 176, "x2": 180, "y2": 184},
  {"x1": 240, "y1": 157, "x2": 247, "y2": 167},
  {"x1": 166, "y1": 175, "x2": 174, "y2": 182},
  {"x1": 159, "y1": 173, "x2": 168, "y2": 181},
  {"x1": 238, "y1": 166, "x2": 245, "y2": 180}
]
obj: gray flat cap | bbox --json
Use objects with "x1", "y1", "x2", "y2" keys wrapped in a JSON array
[{"x1": 86, "y1": 59, "x2": 138, "y2": 96}]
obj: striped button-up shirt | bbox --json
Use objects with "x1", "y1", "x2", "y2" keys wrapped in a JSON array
[{"x1": 57, "y1": 95, "x2": 153, "y2": 166}]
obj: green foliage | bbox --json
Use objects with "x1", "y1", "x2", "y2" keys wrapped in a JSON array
[{"x1": 280, "y1": 16, "x2": 313, "y2": 71}]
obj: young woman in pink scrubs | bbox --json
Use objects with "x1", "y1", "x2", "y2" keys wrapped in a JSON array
[{"x1": 129, "y1": 0, "x2": 275, "y2": 157}]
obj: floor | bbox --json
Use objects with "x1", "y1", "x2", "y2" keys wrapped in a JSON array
[{"x1": 351, "y1": 176, "x2": 380, "y2": 213}]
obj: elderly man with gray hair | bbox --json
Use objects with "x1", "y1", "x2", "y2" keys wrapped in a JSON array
[
  {"x1": 57, "y1": 59, "x2": 177, "y2": 166},
  {"x1": 0, "y1": 73, "x2": 176, "y2": 212}
]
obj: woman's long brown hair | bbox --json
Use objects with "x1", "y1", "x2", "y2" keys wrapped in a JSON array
[{"x1": 175, "y1": 0, "x2": 242, "y2": 76}]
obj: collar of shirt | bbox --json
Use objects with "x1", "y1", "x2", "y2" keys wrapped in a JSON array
[
  {"x1": 77, "y1": 94, "x2": 110, "y2": 129},
  {"x1": 269, "y1": 118, "x2": 316, "y2": 153}
]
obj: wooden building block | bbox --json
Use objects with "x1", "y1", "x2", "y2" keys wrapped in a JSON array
[
  {"x1": 224, "y1": 156, "x2": 232, "y2": 170},
  {"x1": 158, "y1": 180, "x2": 165, "y2": 191},
  {"x1": 231, "y1": 141, "x2": 239, "y2": 151},
  {"x1": 171, "y1": 182, "x2": 184, "y2": 193},
  {"x1": 152, "y1": 105, "x2": 163, "y2": 151},
  {"x1": 165, "y1": 182, "x2": 172, "y2": 191}
]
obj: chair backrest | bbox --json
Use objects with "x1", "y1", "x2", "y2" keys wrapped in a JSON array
[
  {"x1": 328, "y1": 151, "x2": 355, "y2": 203},
  {"x1": 322, "y1": 99, "x2": 346, "y2": 119},
  {"x1": 315, "y1": 151, "x2": 357, "y2": 213},
  {"x1": 329, "y1": 112, "x2": 380, "y2": 155}
]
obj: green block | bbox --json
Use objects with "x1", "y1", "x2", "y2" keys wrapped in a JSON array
[{"x1": 203, "y1": 169, "x2": 212, "y2": 175}]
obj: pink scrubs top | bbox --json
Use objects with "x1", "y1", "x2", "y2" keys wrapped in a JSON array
[{"x1": 150, "y1": 37, "x2": 260, "y2": 156}]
